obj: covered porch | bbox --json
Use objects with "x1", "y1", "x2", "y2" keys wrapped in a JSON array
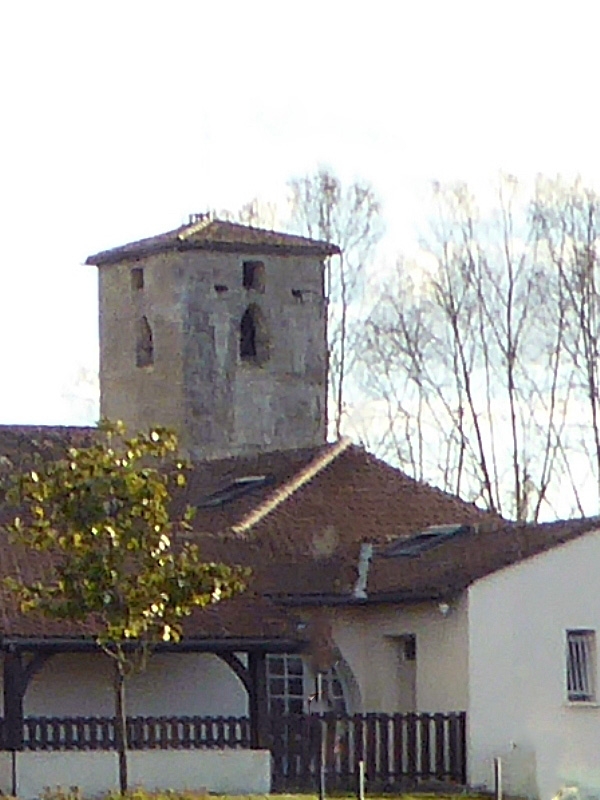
[
  {"x1": 0, "y1": 630, "x2": 468, "y2": 795},
  {"x1": 0, "y1": 634, "x2": 287, "y2": 796}
]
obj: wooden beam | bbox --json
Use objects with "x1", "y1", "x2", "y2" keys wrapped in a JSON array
[
  {"x1": 215, "y1": 652, "x2": 251, "y2": 695},
  {"x1": 3, "y1": 651, "x2": 25, "y2": 751},
  {"x1": 1, "y1": 636, "x2": 302, "y2": 653},
  {"x1": 248, "y1": 650, "x2": 269, "y2": 749},
  {"x1": 2, "y1": 649, "x2": 53, "y2": 752},
  {"x1": 22, "y1": 652, "x2": 52, "y2": 689}
]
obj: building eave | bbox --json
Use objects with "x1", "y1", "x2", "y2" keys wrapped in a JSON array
[
  {"x1": 86, "y1": 237, "x2": 340, "y2": 266},
  {"x1": 0, "y1": 635, "x2": 307, "y2": 654},
  {"x1": 268, "y1": 589, "x2": 464, "y2": 607}
]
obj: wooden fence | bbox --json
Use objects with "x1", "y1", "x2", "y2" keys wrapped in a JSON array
[
  {"x1": 20, "y1": 715, "x2": 250, "y2": 751},
  {"x1": 270, "y1": 712, "x2": 467, "y2": 791},
  {"x1": 2, "y1": 711, "x2": 466, "y2": 791}
]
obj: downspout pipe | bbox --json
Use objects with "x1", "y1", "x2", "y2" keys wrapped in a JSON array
[{"x1": 352, "y1": 543, "x2": 373, "y2": 600}]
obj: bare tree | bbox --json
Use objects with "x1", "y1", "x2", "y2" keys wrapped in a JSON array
[
  {"x1": 288, "y1": 168, "x2": 383, "y2": 438},
  {"x1": 216, "y1": 174, "x2": 600, "y2": 519},
  {"x1": 532, "y1": 177, "x2": 600, "y2": 506},
  {"x1": 218, "y1": 198, "x2": 278, "y2": 229},
  {"x1": 359, "y1": 177, "x2": 580, "y2": 520}
]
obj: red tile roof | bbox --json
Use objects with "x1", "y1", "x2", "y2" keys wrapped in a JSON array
[
  {"x1": 350, "y1": 516, "x2": 600, "y2": 602},
  {"x1": 86, "y1": 218, "x2": 340, "y2": 266},
  {"x1": 1, "y1": 425, "x2": 597, "y2": 641}
]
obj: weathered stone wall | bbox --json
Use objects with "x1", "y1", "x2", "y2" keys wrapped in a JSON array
[
  {"x1": 98, "y1": 248, "x2": 327, "y2": 459},
  {"x1": 98, "y1": 252, "x2": 186, "y2": 436}
]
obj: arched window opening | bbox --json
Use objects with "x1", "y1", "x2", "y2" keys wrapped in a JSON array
[
  {"x1": 136, "y1": 316, "x2": 154, "y2": 367},
  {"x1": 240, "y1": 308, "x2": 256, "y2": 359},
  {"x1": 240, "y1": 304, "x2": 269, "y2": 364}
]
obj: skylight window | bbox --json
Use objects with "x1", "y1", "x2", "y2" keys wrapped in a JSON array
[
  {"x1": 198, "y1": 474, "x2": 274, "y2": 508},
  {"x1": 383, "y1": 524, "x2": 470, "y2": 558}
]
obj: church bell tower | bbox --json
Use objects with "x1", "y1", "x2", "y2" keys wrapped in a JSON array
[{"x1": 87, "y1": 214, "x2": 339, "y2": 461}]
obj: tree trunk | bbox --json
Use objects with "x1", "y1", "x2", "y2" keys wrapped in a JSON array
[{"x1": 114, "y1": 662, "x2": 128, "y2": 794}]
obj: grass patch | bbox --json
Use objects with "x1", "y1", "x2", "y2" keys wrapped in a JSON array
[{"x1": 41, "y1": 792, "x2": 487, "y2": 800}]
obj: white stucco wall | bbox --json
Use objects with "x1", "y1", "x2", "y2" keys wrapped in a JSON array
[
  {"x1": 0, "y1": 651, "x2": 265, "y2": 797},
  {"x1": 468, "y1": 528, "x2": 600, "y2": 800},
  {"x1": 8, "y1": 749, "x2": 270, "y2": 798},
  {"x1": 23, "y1": 652, "x2": 248, "y2": 717},
  {"x1": 0, "y1": 751, "x2": 12, "y2": 795},
  {"x1": 329, "y1": 597, "x2": 469, "y2": 713}
]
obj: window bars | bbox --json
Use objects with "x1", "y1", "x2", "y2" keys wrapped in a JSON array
[{"x1": 567, "y1": 629, "x2": 596, "y2": 702}]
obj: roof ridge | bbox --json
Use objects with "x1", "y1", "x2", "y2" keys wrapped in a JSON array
[
  {"x1": 232, "y1": 438, "x2": 353, "y2": 535},
  {"x1": 177, "y1": 216, "x2": 213, "y2": 241}
]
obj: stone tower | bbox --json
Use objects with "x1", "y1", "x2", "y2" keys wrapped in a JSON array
[{"x1": 86, "y1": 215, "x2": 339, "y2": 461}]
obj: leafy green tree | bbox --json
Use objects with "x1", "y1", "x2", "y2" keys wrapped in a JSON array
[{"x1": 5, "y1": 421, "x2": 247, "y2": 793}]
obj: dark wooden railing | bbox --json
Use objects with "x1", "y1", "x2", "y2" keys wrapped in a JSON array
[
  {"x1": 270, "y1": 711, "x2": 467, "y2": 791},
  {"x1": 2, "y1": 710, "x2": 466, "y2": 791},
  {"x1": 21, "y1": 715, "x2": 250, "y2": 751}
]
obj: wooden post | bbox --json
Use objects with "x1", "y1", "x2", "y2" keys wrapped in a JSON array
[
  {"x1": 494, "y1": 757, "x2": 503, "y2": 800},
  {"x1": 248, "y1": 651, "x2": 269, "y2": 749},
  {"x1": 3, "y1": 651, "x2": 25, "y2": 752},
  {"x1": 3, "y1": 650, "x2": 25, "y2": 797},
  {"x1": 319, "y1": 714, "x2": 326, "y2": 800},
  {"x1": 357, "y1": 760, "x2": 365, "y2": 800}
]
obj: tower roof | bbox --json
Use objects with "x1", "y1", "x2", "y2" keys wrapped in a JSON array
[{"x1": 86, "y1": 216, "x2": 340, "y2": 266}]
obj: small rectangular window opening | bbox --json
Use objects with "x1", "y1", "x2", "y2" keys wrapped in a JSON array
[
  {"x1": 403, "y1": 635, "x2": 417, "y2": 662},
  {"x1": 131, "y1": 268, "x2": 144, "y2": 291},
  {"x1": 243, "y1": 261, "x2": 265, "y2": 292},
  {"x1": 567, "y1": 629, "x2": 596, "y2": 702}
]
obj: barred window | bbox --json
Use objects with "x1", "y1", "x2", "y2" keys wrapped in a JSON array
[{"x1": 567, "y1": 629, "x2": 596, "y2": 702}]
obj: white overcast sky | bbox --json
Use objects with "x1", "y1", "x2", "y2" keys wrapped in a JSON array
[{"x1": 1, "y1": 0, "x2": 599, "y2": 425}]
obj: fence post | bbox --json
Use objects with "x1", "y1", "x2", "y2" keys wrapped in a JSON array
[
  {"x1": 357, "y1": 759, "x2": 365, "y2": 800},
  {"x1": 319, "y1": 715, "x2": 326, "y2": 800},
  {"x1": 494, "y1": 757, "x2": 502, "y2": 800}
]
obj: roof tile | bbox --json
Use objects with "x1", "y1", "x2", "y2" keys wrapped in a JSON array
[
  {"x1": 86, "y1": 218, "x2": 340, "y2": 265},
  {"x1": 2, "y1": 425, "x2": 594, "y2": 637}
]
